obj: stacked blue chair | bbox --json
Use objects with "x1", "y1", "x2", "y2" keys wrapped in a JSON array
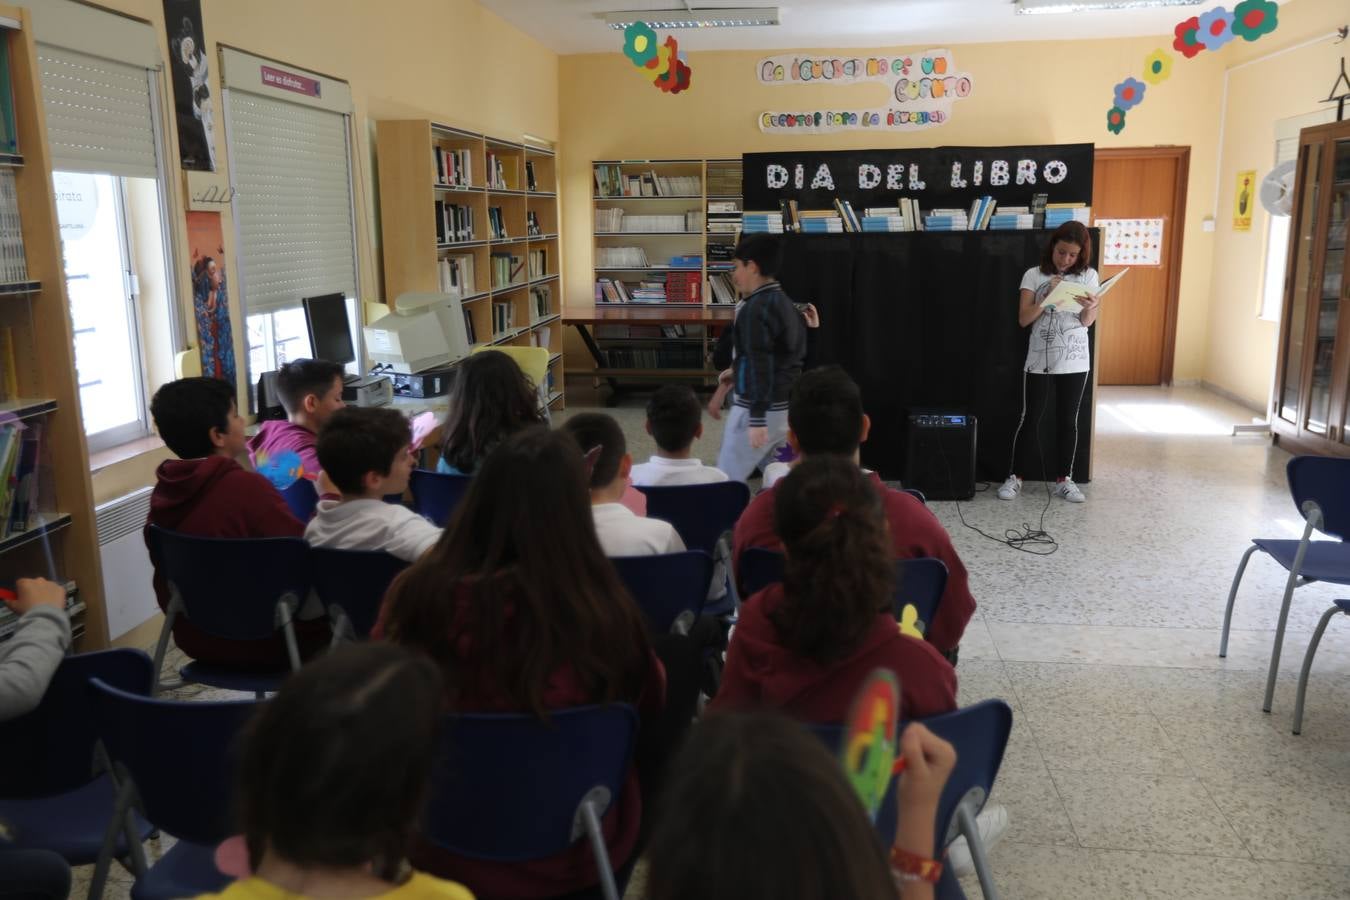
[
  {"x1": 409, "y1": 469, "x2": 473, "y2": 527},
  {"x1": 309, "y1": 547, "x2": 410, "y2": 640},
  {"x1": 0, "y1": 650, "x2": 154, "y2": 900},
  {"x1": 89, "y1": 678, "x2": 262, "y2": 900},
  {"x1": 611, "y1": 550, "x2": 714, "y2": 635},
  {"x1": 636, "y1": 482, "x2": 750, "y2": 615}
]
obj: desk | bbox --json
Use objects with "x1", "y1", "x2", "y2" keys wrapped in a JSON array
[{"x1": 564, "y1": 304, "x2": 735, "y2": 404}]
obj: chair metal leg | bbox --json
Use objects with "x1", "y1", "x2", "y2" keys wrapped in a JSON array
[
  {"x1": 1219, "y1": 545, "x2": 1258, "y2": 658},
  {"x1": 580, "y1": 800, "x2": 620, "y2": 900},
  {"x1": 1293, "y1": 605, "x2": 1343, "y2": 735},
  {"x1": 88, "y1": 779, "x2": 138, "y2": 900},
  {"x1": 148, "y1": 605, "x2": 179, "y2": 699},
  {"x1": 1263, "y1": 553, "x2": 1310, "y2": 714},
  {"x1": 956, "y1": 805, "x2": 1000, "y2": 900}
]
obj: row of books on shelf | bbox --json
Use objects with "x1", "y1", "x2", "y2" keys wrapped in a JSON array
[
  {"x1": 594, "y1": 324, "x2": 704, "y2": 340},
  {"x1": 707, "y1": 273, "x2": 737, "y2": 304},
  {"x1": 596, "y1": 246, "x2": 650, "y2": 268},
  {"x1": 525, "y1": 160, "x2": 540, "y2": 193},
  {"x1": 0, "y1": 420, "x2": 43, "y2": 539},
  {"x1": 526, "y1": 211, "x2": 542, "y2": 237},
  {"x1": 528, "y1": 248, "x2": 548, "y2": 279},
  {"x1": 435, "y1": 201, "x2": 475, "y2": 243},
  {"x1": 0, "y1": 172, "x2": 27, "y2": 282},
  {"x1": 595, "y1": 271, "x2": 703, "y2": 304},
  {"x1": 706, "y1": 166, "x2": 742, "y2": 197},
  {"x1": 707, "y1": 242, "x2": 736, "y2": 262},
  {"x1": 486, "y1": 152, "x2": 511, "y2": 191},
  {"x1": 490, "y1": 252, "x2": 525, "y2": 288},
  {"x1": 707, "y1": 200, "x2": 741, "y2": 234},
  {"x1": 434, "y1": 146, "x2": 473, "y2": 187},
  {"x1": 742, "y1": 194, "x2": 1091, "y2": 234},
  {"x1": 595, "y1": 209, "x2": 703, "y2": 233},
  {"x1": 438, "y1": 255, "x2": 476, "y2": 298},
  {"x1": 530, "y1": 285, "x2": 552, "y2": 321},
  {"x1": 604, "y1": 346, "x2": 705, "y2": 369},
  {"x1": 594, "y1": 165, "x2": 701, "y2": 198},
  {"x1": 491, "y1": 301, "x2": 517, "y2": 336},
  {"x1": 0, "y1": 582, "x2": 81, "y2": 643},
  {"x1": 488, "y1": 207, "x2": 508, "y2": 240}
]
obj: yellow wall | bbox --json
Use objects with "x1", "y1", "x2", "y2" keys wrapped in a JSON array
[
  {"x1": 69, "y1": 0, "x2": 559, "y2": 504},
  {"x1": 1202, "y1": 0, "x2": 1345, "y2": 410},
  {"x1": 559, "y1": 35, "x2": 1226, "y2": 380}
]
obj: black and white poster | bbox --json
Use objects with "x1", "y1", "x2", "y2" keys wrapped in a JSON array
[{"x1": 163, "y1": 0, "x2": 216, "y2": 171}]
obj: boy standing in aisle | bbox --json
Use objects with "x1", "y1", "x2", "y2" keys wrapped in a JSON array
[{"x1": 715, "y1": 235, "x2": 806, "y2": 484}]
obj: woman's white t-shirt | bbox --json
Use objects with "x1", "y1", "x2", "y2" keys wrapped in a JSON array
[{"x1": 1020, "y1": 266, "x2": 1100, "y2": 375}]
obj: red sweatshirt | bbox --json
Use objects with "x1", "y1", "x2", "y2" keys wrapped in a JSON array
[
  {"x1": 732, "y1": 470, "x2": 976, "y2": 653},
  {"x1": 373, "y1": 582, "x2": 664, "y2": 900},
  {"x1": 144, "y1": 455, "x2": 315, "y2": 669},
  {"x1": 711, "y1": 583, "x2": 957, "y2": 722}
]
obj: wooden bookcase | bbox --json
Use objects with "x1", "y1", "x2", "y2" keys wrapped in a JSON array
[
  {"x1": 375, "y1": 120, "x2": 563, "y2": 409},
  {"x1": 0, "y1": 6, "x2": 105, "y2": 647}
]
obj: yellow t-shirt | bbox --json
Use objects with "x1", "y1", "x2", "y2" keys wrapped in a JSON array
[{"x1": 197, "y1": 873, "x2": 474, "y2": 900}]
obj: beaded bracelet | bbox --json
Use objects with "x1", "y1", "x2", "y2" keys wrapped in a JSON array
[{"x1": 888, "y1": 844, "x2": 943, "y2": 883}]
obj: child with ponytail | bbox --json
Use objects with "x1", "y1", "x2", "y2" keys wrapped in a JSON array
[{"x1": 711, "y1": 455, "x2": 956, "y2": 721}]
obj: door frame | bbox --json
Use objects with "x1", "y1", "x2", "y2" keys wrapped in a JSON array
[{"x1": 1093, "y1": 146, "x2": 1190, "y2": 384}]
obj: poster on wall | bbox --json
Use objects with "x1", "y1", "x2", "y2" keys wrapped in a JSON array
[
  {"x1": 1233, "y1": 169, "x2": 1256, "y2": 231},
  {"x1": 163, "y1": 0, "x2": 216, "y2": 171},
  {"x1": 756, "y1": 49, "x2": 973, "y2": 134},
  {"x1": 1096, "y1": 218, "x2": 1165, "y2": 266},
  {"x1": 186, "y1": 211, "x2": 235, "y2": 387}
]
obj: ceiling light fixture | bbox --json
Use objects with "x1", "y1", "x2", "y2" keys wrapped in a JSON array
[
  {"x1": 1015, "y1": 0, "x2": 1204, "y2": 14},
  {"x1": 601, "y1": 6, "x2": 779, "y2": 29}
]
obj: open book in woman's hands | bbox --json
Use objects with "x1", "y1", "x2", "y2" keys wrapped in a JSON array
[{"x1": 1041, "y1": 268, "x2": 1129, "y2": 314}]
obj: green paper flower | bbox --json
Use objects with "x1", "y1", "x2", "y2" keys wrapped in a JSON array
[
  {"x1": 1231, "y1": 0, "x2": 1278, "y2": 41},
  {"x1": 1107, "y1": 106, "x2": 1126, "y2": 135},
  {"x1": 623, "y1": 21, "x2": 658, "y2": 67}
]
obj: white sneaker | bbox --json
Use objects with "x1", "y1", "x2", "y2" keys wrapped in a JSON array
[
  {"x1": 1054, "y1": 479, "x2": 1086, "y2": 503},
  {"x1": 996, "y1": 475, "x2": 1022, "y2": 500},
  {"x1": 945, "y1": 804, "x2": 1010, "y2": 877}
]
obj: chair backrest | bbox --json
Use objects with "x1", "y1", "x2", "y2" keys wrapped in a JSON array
[
  {"x1": 804, "y1": 721, "x2": 900, "y2": 848},
  {"x1": 148, "y1": 526, "x2": 311, "y2": 641},
  {"x1": 919, "y1": 700, "x2": 1013, "y2": 852},
  {"x1": 409, "y1": 469, "x2": 473, "y2": 527},
  {"x1": 90, "y1": 678, "x2": 261, "y2": 845},
  {"x1": 1287, "y1": 455, "x2": 1350, "y2": 541},
  {"x1": 309, "y1": 547, "x2": 410, "y2": 638},
  {"x1": 424, "y1": 705, "x2": 638, "y2": 861},
  {"x1": 895, "y1": 557, "x2": 948, "y2": 638},
  {"x1": 279, "y1": 478, "x2": 319, "y2": 522},
  {"x1": 636, "y1": 482, "x2": 751, "y2": 554},
  {"x1": 903, "y1": 487, "x2": 927, "y2": 504},
  {"x1": 473, "y1": 344, "x2": 549, "y2": 387},
  {"x1": 610, "y1": 551, "x2": 714, "y2": 634},
  {"x1": 0, "y1": 649, "x2": 153, "y2": 798},
  {"x1": 738, "y1": 546, "x2": 785, "y2": 597}
]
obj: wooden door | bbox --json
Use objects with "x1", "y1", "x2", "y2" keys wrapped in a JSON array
[{"x1": 1091, "y1": 148, "x2": 1189, "y2": 384}]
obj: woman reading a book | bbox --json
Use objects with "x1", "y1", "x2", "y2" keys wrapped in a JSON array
[{"x1": 997, "y1": 221, "x2": 1100, "y2": 504}]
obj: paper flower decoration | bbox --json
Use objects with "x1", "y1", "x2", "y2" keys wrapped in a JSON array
[
  {"x1": 1231, "y1": 0, "x2": 1278, "y2": 41},
  {"x1": 641, "y1": 35, "x2": 677, "y2": 82},
  {"x1": 1197, "y1": 7, "x2": 1235, "y2": 51},
  {"x1": 1107, "y1": 106, "x2": 1126, "y2": 135},
  {"x1": 1113, "y1": 77, "x2": 1146, "y2": 110},
  {"x1": 622, "y1": 22, "x2": 657, "y2": 67},
  {"x1": 1173, "y1": 16, "x2": 1205, "y2": 58},
  {"x1": 1143, "y1": 50, "x2": 1173, "y2": 84},
  {"x1": 655, "y1": 54, "x2": 692, "y2": 94}
]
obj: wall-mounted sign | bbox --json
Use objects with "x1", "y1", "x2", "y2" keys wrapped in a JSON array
[{"x1": 260, "y1": 64, "x2": 322, "y2": 98}]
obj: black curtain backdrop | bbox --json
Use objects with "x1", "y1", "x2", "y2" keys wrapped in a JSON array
[{"x1": 774, "y1": 230, "x2": 1097, "y2": 484}]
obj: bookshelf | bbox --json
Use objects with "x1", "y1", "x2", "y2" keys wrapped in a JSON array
[
  {"x1": 0, "y1": 7, "x2": 106, "y2": 648},
  {"x1": 376, "y1": 121, "x2": 563, "y2": 409},
  {"x1": 579, "y1": 158, "x2": 742, "y2": 395}
]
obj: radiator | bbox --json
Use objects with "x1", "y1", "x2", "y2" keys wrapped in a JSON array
[{"x1": 95, "y1": 488, "x2": 156, "y2": 641}]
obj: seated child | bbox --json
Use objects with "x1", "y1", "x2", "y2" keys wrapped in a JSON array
[
  {"x1": 561, "y1": 413, "x2": 684, "y2": 557},
  {"x1": 247, "y1": 358, "x2": 345, "y2": 490},
  {"x1": 438, "y1": 351, "x2": 545, "y2": 476},
  {"x1": 201, "y1": 643, "x2": 474, "y2": 900},
  {"x1": 305, "y1": 407, "x2": 441, "y2": 561},
  {"x1": 630, "y1": 385, "x2": 729, "y2": 487},
  {"x1": 146, "y1": 377, "x2": 316, "y2": 669}
]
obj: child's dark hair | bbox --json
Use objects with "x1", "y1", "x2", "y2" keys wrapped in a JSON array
[
  {"x1": 1039, "y1": 221, "x2": 1093, "y2": 276},
  {"x1": 440, "y1": 350, "x2": 544, "y2": 474},
  {"x1": 381, "y1": 426, "x2": 652, "y2": 718},
  {"x1": 560, "y1": 412, "x2": 626, "y2": 488},
  {"x1": 316, "y1": 407, "x2": 411, "y2": 496},
  {"x1": 646, "y1": 385, "x2": 702, "y2": 454},
  {"x1": 733, "y1": 234, "x2": 782, "y2": 279},
  {"x1": 150, "y1": 377, "x2": 235, "y2": 459},
  {"x1": 236, "y1": 643, "x2": 443, "y2": 881},
  {"x1": 645, "y1": 711, "x2": 895, "y2": 900},
  {"x1": 787, "y1": 365, "x2": 864, "y2": 456},
  {"x1": 771, "y1": 456, "x2": 894, "y2": 664},
  {"x1": 275, "y1": 358, "x2": 345, "y2": 415}
]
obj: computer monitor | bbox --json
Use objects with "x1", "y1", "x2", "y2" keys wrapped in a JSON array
[{"x1": 302, "y1": 293, "x2": 356, "y2": 367}]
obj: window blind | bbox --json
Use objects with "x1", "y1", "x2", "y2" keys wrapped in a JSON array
[
  {"x1": 37, "y1": 45, "x2": 157, "y2": 178},
  {"x1": 225, "y1": 89, "x2": 357, "y2": 315}
]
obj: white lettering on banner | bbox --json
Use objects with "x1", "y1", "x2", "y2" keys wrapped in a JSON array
[
  {"x1": 810, "y1": 163, "x2": 835, "y2": 190},
  {"x1": 858, "y1": 164, "x2": 882, "y2": 189},
  {"x1": 1016, "y1": 159, "x2": 1038, "y2": 185},
  {"x1": 990, "y1": 160, "x2": 1010, "y2": 186},
  {"x1": 794, "y1": 164, "x2": 805, "y2": 189},
  {"x1": 767, "y1": 164, "x2": 789, "y2": 188}
]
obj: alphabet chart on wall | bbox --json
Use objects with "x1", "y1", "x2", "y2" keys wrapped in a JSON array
[{"x1": 1096, "y1": 217, "x2": 1164, "y2": 267}]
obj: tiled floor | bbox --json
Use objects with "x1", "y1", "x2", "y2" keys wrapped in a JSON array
[{"x1": 79, "y1": 384, "x2": 1350, "y2": 899}]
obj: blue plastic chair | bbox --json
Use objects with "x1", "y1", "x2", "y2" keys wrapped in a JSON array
[
  {"x1": 1292, "y1": 597, "x2": 1350, "y2": 736},
  {"x1": 409, "y1": 469, "x2": 473, "y2": 527},
  {"x1": 309, "y1": 547, "x2": 410, "y2": 640},
  {"x1": 737, "y1": 546, "x2": 785, "y2": 598},
  {"x1": 90, "y1": 677, "x2": 262, "y2": 900},
  {"x1": 147, "y1": 526, "x2": 315, "y2": 697},
  {"x1": 1219, "y1": 456, "x2": 1350, "y2": 712},
  {"x1": 924, "y1": 699, "x2": 1013, "y2": 900},
  {"x1": 635, "y1": 482, "x2": 750, "y2": 555},
  {"x1": 611, "y1": 551, "x2": 714, "y2": 635},
  {"x1": 424, "y1": 705, "x2": 639, "y2": 900},
  {"x1": 278, "y1": 478, "x2": 319, "y2": 522},
  {"x1": 0, "y1": 649, "x2": 154, "y2": 897},
  {"x1": 903, "y1": 487, "x2": 928, "y2": 504}
]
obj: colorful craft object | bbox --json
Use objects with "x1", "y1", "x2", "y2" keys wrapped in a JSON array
[
  {"x1": 253, "y1": 449, "x2": 313, "y2": 492},
  {"x1": 897, "y1": 604, "x2": 925, "y2": 640},
  {"x1": 1111, "y1": 1, "x2": 1278, "y2": 133},
  {"x1": 843, "y1": 669, "x2": 901, "y2": 821},
  {"x1": 622, "y1": 22, "x2": 692, "y2": 94}
]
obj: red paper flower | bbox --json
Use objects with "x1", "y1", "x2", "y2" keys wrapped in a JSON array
[
  {"x1": 1172, "y1": 16, "x2": 1205, "y2": 58},
  {"x1": 1231, "y1": 0, "x2": 1278, "y2": 41}
]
